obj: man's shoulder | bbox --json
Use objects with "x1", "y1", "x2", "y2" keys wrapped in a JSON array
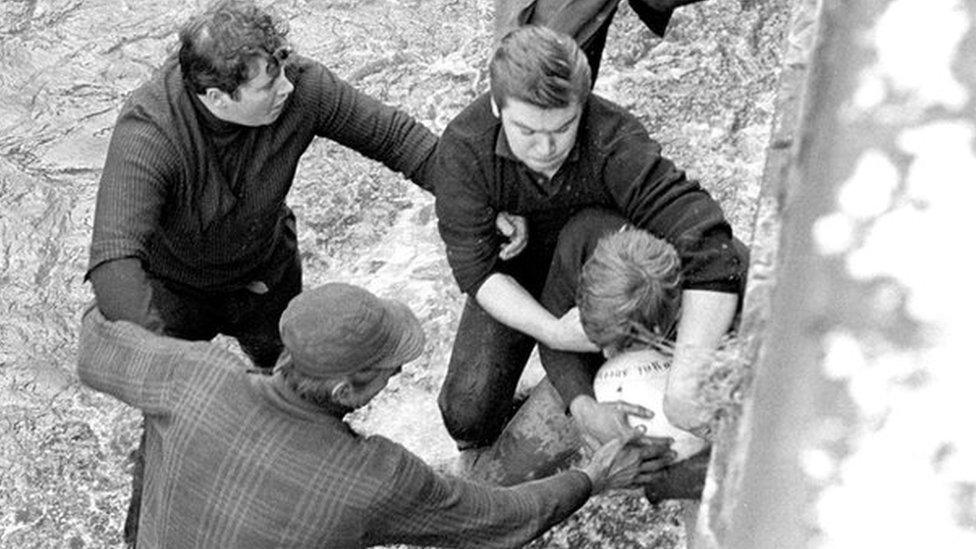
[
  {"x1": 441, "y1": 93, "x2": 497, "y2": 146},
  {"x1": 585, "y1": 94, "x2": 648, "y2": 137},
  {"x1": 356, "y1": 433, "x2": 431, "y2": 476},
  {"x1": 581, "y1": 94, "x2": 657, "y2": 158},
  {"x1": 284, "y1": 54, "x2": 331, "y2": 94},
  {"x1": 285, "y1": 54, "x2": 369, "y2": 112},
  {"x1": 81, "y1": 305, "x2": 242, "y2": 370},
  {"x1": 77, "y1": 305, "x2": 247, "y2": 399},
  {"x1": 121, "y1": 58, "x2": 183, "y2": 120},
  {"x1": 112, "y1": 58, "x2": 192, "y2": 157},
  {"x1": 277, "y1": 54, "x2": 363, "y2": 129}
]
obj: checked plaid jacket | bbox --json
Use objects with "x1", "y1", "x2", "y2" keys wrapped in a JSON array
[{"x1": 77, "y1": 305, "x2": 593, "y2": 548}]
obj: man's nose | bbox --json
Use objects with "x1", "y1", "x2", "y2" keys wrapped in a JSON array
[{"x1": 538, "y1": 134, "x2": 556, "y2": 155}]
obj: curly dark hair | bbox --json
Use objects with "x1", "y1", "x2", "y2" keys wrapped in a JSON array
[{"x1": 178, "y1": 0, "x2": 290, "y2": 98}]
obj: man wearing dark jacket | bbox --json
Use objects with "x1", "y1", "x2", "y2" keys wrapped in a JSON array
[
  {"x1": 87, "y1": 0, "x2": 438, "y2": 369},
  {"x1": 434, "y1": 25, "x2": 747, "y2": 457}
]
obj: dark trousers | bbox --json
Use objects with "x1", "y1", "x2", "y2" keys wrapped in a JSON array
[
  {"x1": 150, "y1": 254, "x2": 303, "y2": 370},
  {"x1": 493, "y1": 0, "x2": 702, "y2": 81},
  {"x1": 439, "y1": 208, "x2": 629, "y2": 448},
  {"x1": 123, "y1": 256, "x2": 302, "y2": 546}
]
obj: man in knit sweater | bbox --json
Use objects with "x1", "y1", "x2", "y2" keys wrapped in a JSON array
[
  {"x1": 88, "y1": 0, "x2": 439, "y2": 369},
  {"x1": 77, "y1": 283, "x2": 665, "y2": 548},
  {"x1": 434, "y1": 26, "x2": 747, "y2": 458}
]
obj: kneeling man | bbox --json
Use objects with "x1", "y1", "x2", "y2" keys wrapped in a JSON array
[{"x1": 433, "y1": 25, "x2": 748, "y2": 457}]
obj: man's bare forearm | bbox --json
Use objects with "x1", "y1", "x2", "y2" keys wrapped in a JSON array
[
  {"x1": 476, "y1": 273, "x2": 597, "y2": 352},
  {"x1": 664, "y1": 289, "x2": 738, "y2": 432}
]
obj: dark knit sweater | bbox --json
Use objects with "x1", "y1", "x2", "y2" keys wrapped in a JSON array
[
  {"x1": 434, "y1": 93, "x2": 744, "y2": 297},
  {"x1": 89, "y1": 54, "x2": 436, "y2": 305}
]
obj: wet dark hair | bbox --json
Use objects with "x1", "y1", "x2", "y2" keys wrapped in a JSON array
[
  {"x1": 577, "y1": 228, "x2": 682, "y2": 353},
  {"x1": 489, "y1": 25, "x2": 591, "y2": 109},
  {"x1": 178, "y1": 0, "x2": 290, "y2": 98}
]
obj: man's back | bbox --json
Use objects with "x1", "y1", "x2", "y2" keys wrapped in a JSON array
[
  {"x1": 79, "y1": 306, "x2": 385, "y2": 546},
  {"x1": 77, "y1": 305, "x2": 595, "y2": 548}
]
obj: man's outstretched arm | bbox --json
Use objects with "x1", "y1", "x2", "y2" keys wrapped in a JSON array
[{"x1": 365, "y1": 433, "x2": 655, "y2": 548}]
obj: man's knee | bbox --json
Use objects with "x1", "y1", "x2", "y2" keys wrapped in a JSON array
[
  {"x1": 437, "y1": 329, "x2": 529, "y2": 447},
  {"x1": 437, "y1": 387, "x2": 482, "y2": 443},
  {"x1": 438, "y1": 381, "x2": 509, "y2": 448}
]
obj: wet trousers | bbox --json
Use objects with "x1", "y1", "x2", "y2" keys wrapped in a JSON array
[
  {"x1": 493, "y1": 0, "x2": 706, "y2": 81},
  {"x1": 150, "y1": 254, "x2": 303, "y2": 370}
]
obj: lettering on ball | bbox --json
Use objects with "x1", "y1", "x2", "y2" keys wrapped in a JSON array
[{"x1": 597, "y1": 359, "x2": 671, "y2": 379}]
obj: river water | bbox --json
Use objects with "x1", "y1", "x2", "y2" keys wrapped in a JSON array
[{"x1": 0, "y1": 1, "x2": 785, "y2": 546}]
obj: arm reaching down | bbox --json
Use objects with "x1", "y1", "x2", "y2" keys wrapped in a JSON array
[
  {"x1": 89, "y1": 258, "x2": 164, "y2": 332},
  {"x1": 366, "y1": 431, "x2": 664, "y2": 547},
  {"x1": 664, "y1": 289, "x2": 738, "y2": 433}
]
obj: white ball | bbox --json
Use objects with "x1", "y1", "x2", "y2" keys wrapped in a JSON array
[{"x1": 592, "y1": 348, "x2": 708, "y2": 462}]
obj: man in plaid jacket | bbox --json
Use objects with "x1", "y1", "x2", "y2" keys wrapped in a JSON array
[{"x1": 78, "y1": 283, "x2": 668, "y2": 548}]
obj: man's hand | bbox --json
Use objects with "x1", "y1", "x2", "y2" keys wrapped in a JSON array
[
  {"x1": 570, "y1": 395, "x2": 670, "y2": 452},
  {"x1": 580, "y1": 436, "x2": 678, "y2": 494},
  {"x1": 495, "y1": 211, "x2": 527, "y2": 260},
  {"x1": 544, "y1": 307, "x2": 599, "y2": 353}
]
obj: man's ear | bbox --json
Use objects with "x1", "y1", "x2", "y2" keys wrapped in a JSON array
[
  {"x1": 330, "y1": 379, "x2": 354, "y2": 407},
  {"x1": 490, "y1": 96, "x2": 500, "y2": 118},
  {"x1": 203, "y1": 87, "x2": 229, "y2": 110}
]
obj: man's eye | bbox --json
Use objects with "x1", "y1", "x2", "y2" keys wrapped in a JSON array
[{"x1": 554, "y1": 122, "x2": 575, "y2": 134}]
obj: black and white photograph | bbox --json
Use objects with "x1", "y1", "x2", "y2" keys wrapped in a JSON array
[{"x1": 1, "y1": 0, "x2": 973, "y2": 547}]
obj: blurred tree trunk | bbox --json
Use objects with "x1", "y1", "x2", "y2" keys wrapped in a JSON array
[{"x1": 698, "y1": 0, "x2": 976, "y2": 547}]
